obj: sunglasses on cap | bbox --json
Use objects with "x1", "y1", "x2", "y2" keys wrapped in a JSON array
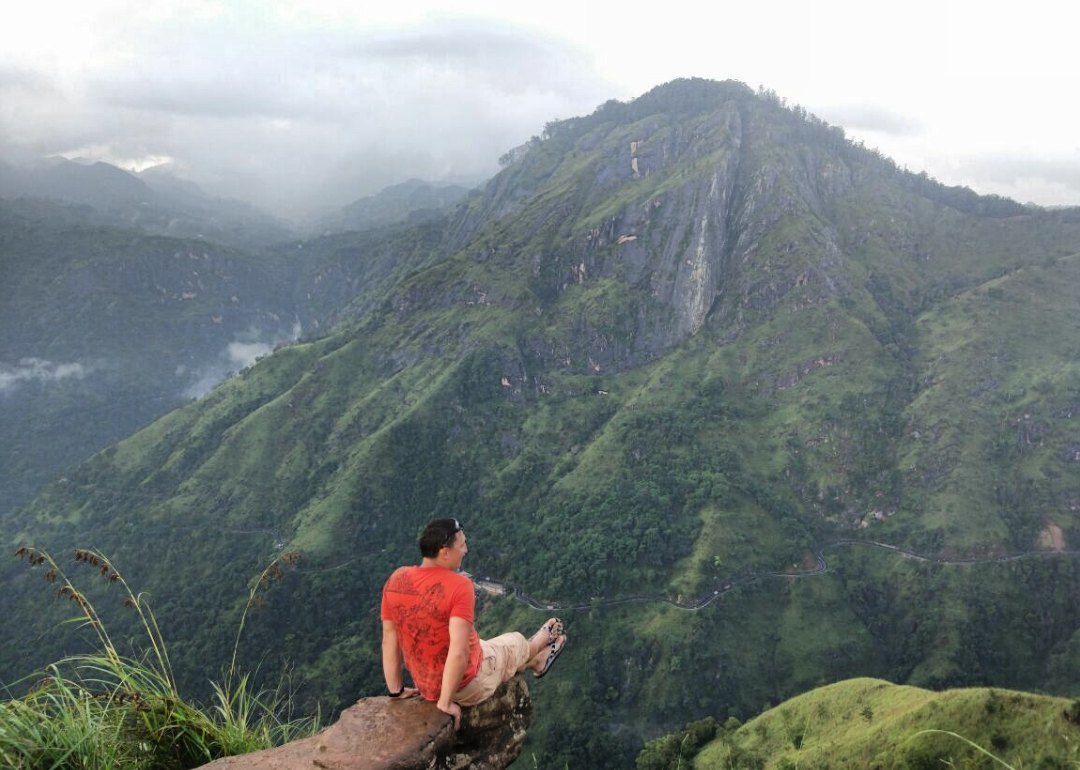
[{"x1": 442, "y1": 519, "x2": 462, "y2": 548}]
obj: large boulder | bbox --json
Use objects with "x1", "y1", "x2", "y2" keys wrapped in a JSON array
[{"x1": 196, "y1": 676, "x2": 532, "y2": 770}]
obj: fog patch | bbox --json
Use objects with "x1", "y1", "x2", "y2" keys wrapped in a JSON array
[
  {"x1": 816, "y1": 103, "x2": 921, "y2": 136},
  {"x1": 183, "y1": 321, "x2": 302, "y2": 399},
  {"x1": 954, "y1": 155, "x2": 1080, "y2": 202},
  {"x1": 227, "y1": 339, "x2": 275, "y2": 367},
  {"x1": 0, "y1": 358, "x2": 89, "y2": 395}
]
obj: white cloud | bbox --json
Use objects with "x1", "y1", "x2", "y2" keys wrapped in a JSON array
[
  {"x1": 228, "y1": 341, "x2": 275, "y2": 368},
  {"x1": 183, "y1": 322, "x2": 302, "y2": 399},
  {"x1": 0, "y1": 358, "x2": 89, "y2": 394},
  {"x1": 815, "y1": 105, "x2": 921, "y2": 137},
  {"x1": 0, "y1": 10, "x2": 613, "y2": 219}
]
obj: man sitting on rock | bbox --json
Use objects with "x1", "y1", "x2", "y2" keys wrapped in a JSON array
[{"x1": 381, "y1": 517, "x2": 567, "y2": 728}]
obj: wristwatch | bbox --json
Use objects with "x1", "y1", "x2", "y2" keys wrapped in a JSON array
[{"x1": 389, "y1": 686, "x2": 405, "y2": 697}]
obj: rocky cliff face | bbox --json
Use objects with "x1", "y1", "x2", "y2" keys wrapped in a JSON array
[
  {"x1": 276, "y1": 80, "x2": 865, "y2": 377},
  {"x1": 419, "y1": 79, "x2": 871, "y2": 377}
]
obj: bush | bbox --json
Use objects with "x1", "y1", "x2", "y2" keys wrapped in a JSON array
[{"x1": 635, "y1": 715, "x2": 720, "y2": 770}]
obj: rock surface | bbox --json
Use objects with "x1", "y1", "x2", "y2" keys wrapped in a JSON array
[{"x1": 195, "y1": 677, "x2": 532, "y2": 770}]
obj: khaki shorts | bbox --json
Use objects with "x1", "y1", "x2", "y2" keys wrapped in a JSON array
[{"x1": 453, "y1": 632, "x2": 531, "y2": 706}]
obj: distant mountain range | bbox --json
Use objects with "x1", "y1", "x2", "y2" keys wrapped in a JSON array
[
  {"x1": 0, "y1": 157, "x2": 294, "y2": 246},
  {"x1": 4, "y1": 78, "x2": 1080, "y2": 767},
  {"x1": 311, "y1": 178, "x2": 471, "y2": 234},
  {"x1": 0, "y1": 157, "x2": 474, "y2": 242}
]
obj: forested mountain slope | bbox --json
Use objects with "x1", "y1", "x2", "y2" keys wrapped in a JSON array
[
  {"x1": 6, "y1": 79, "x2": 1080, "y2": 767},
  {"x1": 0, "y1": 198, "x2": 299, "y2": 518},
  {"x1": 0, "y1": 189, "x2": 466, "y2": 520}
]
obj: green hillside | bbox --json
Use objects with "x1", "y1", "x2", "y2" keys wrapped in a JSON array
[
  {"x1": 5, "y1": 79, "x2": 1080, "y2": 767},
  {"x1": 640, "y1": 677, "x2": 1080, "y2": 769}
]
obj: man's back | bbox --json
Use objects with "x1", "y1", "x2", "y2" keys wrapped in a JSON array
[{"x1": 381, "y1": 565, "x2": 482, "y2": 700}]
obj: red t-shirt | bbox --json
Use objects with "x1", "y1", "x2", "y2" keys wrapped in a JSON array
[{"x1": 380, "y1": 565, "x2": 483, "y2": 701}]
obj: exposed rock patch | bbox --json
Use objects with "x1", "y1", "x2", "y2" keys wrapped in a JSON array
[{"x1": 1037, "y1": 521, "x2": 1066, "y2": 552}]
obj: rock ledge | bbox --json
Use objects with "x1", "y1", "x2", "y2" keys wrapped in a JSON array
[{"x1": 196, "y1": 677, "x2": 531, "y2": 770}]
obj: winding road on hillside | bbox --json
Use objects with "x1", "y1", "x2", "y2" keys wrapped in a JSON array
[
  {"x1": 43, "y1": 497, "x2": 1080, "y2": 616},
  {"x1": 474, "y1": 539, "x2": 1080, "y2": 614}
]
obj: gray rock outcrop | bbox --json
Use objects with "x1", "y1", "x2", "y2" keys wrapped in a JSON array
[{"x1": 195, "y1": 677, "x2": 532, "y2": 770}]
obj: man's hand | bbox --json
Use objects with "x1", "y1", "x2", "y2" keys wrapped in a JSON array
[
  {"x1": 393, "y1": 687, "x2": 420, "y2": 699},
  {"x1": 436, "y1": 616, "x2": 470, "y2": 731},
  {"x1": 437, "y1": 700, "x2": 462, "y2": 730}
]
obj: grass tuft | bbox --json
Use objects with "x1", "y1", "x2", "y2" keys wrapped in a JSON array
[{"x1": 1, "y1": 547, "x2": 319, "y2": 770}]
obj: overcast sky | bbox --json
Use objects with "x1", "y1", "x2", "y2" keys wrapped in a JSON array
[{"x1": 2, "y1": 0, "x2": 1077, "y2": 220}]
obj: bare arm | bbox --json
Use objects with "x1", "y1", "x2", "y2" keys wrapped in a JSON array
[
  {"x1": 381, "y1": 620, "x2": 418, "y2": 697},
  {"x1": 436, "y1": 616, "x2": 472, "y2": 727}
]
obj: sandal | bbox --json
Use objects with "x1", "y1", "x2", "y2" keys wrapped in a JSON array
[
  {"x1": 534, "y1": 634, "x2": 567, "y2": 679},
  {"x1": 530, "y1": 617, "x2": 563, "y2": 646}
]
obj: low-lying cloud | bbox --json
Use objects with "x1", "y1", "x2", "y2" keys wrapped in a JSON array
[
  {"x1": 816, "y1": 104, "x2": 921, "y2": 136},
  {"x1": 944, "y1": 153, "x2": 1080, "y2": 208},
  {"x1": 182, "y1": 322, "x2": 303, "y2": 400},
  {"x1": 0, "y1": 358, "x2": 89, "y2": 394}
]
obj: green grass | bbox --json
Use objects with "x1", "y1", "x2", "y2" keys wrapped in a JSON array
[
  {"x1": 685, "y1": 678, "x2": 1080, "y2": 769},
  {"x1": 1, "y1": 548, "x2": 318, "y2": 770}
]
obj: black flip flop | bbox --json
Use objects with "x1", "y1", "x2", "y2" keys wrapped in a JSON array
[{"x1": 535, "y1": 634, "x2": 567, "y2": 679}]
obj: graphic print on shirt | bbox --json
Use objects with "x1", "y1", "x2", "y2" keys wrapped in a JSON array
[{"x1": 382, "y1": 566, "x2": 483, "y2": 700}]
